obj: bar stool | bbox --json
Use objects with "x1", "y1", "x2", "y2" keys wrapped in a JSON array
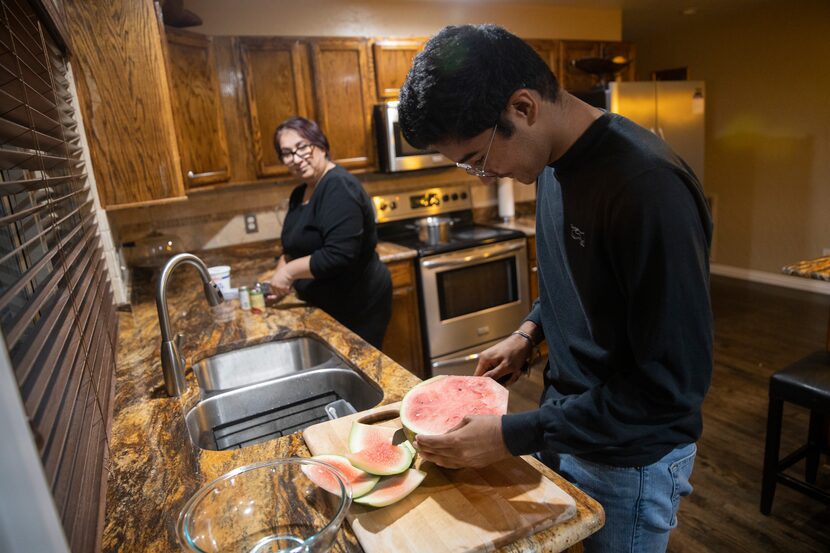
[{"x1": 761, "y1": 350, "x2": 830, "y2": 514}]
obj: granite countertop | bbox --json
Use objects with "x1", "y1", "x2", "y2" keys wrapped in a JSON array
[
  {"x1": 782, "y1": 256, "x2": 830, "y2": 282},
  {"x1": 103, "y1": 240, "x2": 602, "y2": 552},
  {"x1": 488, "y1": 215, "x2": 537, "y2": 237}
]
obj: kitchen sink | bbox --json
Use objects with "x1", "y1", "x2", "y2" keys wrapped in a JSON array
[
  {"x1": 185, "y1": 367, "x2": 383, "y2": 451},
  {"x1": 192, "y1": 336, "x2": 350, "y2": 395}
]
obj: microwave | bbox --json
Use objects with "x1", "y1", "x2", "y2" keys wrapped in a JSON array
[{"x1": 374, "y1": 101, "x2": 454, "y2": 172}]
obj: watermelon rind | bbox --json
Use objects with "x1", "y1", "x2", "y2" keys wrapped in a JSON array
[
  {"x1": 303, "y1": 454, "x2": 379, "y2": 498},
  {"x1": 348, "y1": 421, "x2": 398, "y2": 454},
  {"x1": 400, "y1": 375, "x2": 509, "y2": 442},
  {"x1": 354, "y1": 468, "x2": 427, "y2": 508},
  {"x1": 347, "y1": 443, "x2": 413, "y2": 476}
]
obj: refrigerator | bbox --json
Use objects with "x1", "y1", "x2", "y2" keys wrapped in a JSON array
[{"x1": 578, "y1": 81, "x2": 705, "y2": 184}]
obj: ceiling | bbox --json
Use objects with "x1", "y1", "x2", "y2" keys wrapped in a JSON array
[{"x1": 377, "y1": 0, "x2": 779, "y2": 36}]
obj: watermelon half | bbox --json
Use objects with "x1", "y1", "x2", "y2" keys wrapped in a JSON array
[
  {"x1": 354, "y1": 468, "x2": 427, "y2": 508},
  {"x1": 400, "y1": 375, "x2": 509, "y2": 440},
  {"x1": 301, "y1": 454, "x2": 379, "y2": 498},
  {"x1": 347, "y1": 442, "x2": 413, "y2": 476},
  {"x1": 348, "y1": 421, "x2": 398, "y2": 454}
]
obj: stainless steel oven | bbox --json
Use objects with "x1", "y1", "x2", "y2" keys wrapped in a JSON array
[
  {"x1": 374, "y1": 185, "x2": 530, "y2": 377},
  {"x1": 420, "y1": 238, "x2": 529, "y2": 360}
]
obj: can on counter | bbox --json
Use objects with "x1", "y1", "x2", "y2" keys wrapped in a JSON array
[
  {"x1": 239, "y1": 285, "x2": 251, "y2": 310},
  {"x1": 249, "y1": 284, "x2": 265, "y2": 313}
]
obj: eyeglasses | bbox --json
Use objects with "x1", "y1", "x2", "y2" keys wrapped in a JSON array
[
  {"x1": 279, "y1": 142, "x2": 314, "y2": 164},
  {"x1": 456, "y1": 124, "x2": 499, "y2": 178}
]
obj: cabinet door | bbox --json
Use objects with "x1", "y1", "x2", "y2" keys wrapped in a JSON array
[
  {"x1": 240, "y1": 37, "x2": 313, "y2": 177},
  {"x1": 559, "y1": 40, "x2": 601, "y2": 92},
  {"x1": 382, "y1": 260, "x2": 424, "y2": 378},
  {"x1": 165, "y1": 29, "x2": 230, "y2": 188},
  {"x1": 63, "y1": 0, "x2": 184, "y2": 207},
  {"x1": 310, "y1": 38, "x2": 375, "y2": 171},
  {"x1": 601, "y1": 41, "x2": 636, "y2": 82},
  {"x1": 372, "y1": 38, "x2": 425, "y2": 100},
  {"x1": 525, "y1": 39, "x2": 561, "y2": 77}
]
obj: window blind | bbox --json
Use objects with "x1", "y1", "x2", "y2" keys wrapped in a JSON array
[{"x1": 0, "y1": 1, "x2": 116, "y2": 551}]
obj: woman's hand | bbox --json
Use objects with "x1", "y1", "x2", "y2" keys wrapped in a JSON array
[
  {"x1": 473, "y1": 333, "x2": 533, "y2": 386},
  {"x1": 269, "y1": 259, "x2": 293, "y2": 301}
]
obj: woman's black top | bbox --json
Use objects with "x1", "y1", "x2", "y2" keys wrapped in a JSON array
[{"x1": 280, "y1": 165, "x2": 392, "y2": 347}]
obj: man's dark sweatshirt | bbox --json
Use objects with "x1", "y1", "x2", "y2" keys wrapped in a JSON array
[{"x1": 501, "y1": 113, "x2": 713, "y2": 467}]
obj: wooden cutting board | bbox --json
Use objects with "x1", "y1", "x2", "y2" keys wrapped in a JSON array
[{"x1": 302, "y1": 402, "x2": 576, "y2": 553}]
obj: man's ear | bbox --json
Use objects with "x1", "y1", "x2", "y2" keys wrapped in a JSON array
[{"x1": 506, "y1": 88, "x2": 539, "y2": 127}]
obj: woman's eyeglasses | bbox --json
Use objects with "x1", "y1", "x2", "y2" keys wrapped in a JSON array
[
  {"x1": 456, "y1": 124, "x2": 499, "y2": 178},
  {"x1": 279, "y1": 142, "x2": 315, "y2": 164}
]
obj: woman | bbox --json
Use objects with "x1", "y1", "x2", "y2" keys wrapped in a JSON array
[{"x1": 269, "y1": 116, "x2": 392, "y2": 348}]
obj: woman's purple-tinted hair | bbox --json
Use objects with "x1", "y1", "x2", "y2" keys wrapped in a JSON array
[{"x1": 273, "y1": 116, "x2": 331, "y2": 159}]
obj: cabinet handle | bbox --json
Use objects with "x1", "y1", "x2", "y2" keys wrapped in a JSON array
[
  {"x1": 531, "y1": 265, "x2": 537, "y2": 273},
  {"x1": 186, "y1": 169, "x2": 229, "y2": 185}
]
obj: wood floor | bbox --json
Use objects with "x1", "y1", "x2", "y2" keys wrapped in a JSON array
[{"x1": 506, "y1": 275, "x2": 830, "y2": 552}]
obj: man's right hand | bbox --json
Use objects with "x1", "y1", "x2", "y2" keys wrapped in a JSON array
[{"x1": 474, "y1": 333, "x2": 533, "y2": 386}]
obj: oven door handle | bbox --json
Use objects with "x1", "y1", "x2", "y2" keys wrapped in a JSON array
[
  {"x1": 431, "y1": 353, "x2": 480, "y2": 369},
  {"x1": 421, "y1": 242, "x2": 525, "y2": 268}
]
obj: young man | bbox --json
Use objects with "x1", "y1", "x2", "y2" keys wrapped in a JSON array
[{"x1": 398, "y1": 25, "x2": 713, "y2": 553}]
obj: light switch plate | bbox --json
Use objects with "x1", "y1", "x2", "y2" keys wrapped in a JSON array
[{"x1": 244, "y1": 213, "x2": 258, "y2": 234}]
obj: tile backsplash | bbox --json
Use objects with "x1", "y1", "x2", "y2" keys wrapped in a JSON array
[{"x1": 108, "y1": 168, "x2": 536, "y2": 264}]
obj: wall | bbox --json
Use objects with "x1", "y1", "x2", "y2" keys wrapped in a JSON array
[
  {"x1": 108, "y1": 1, "x2": 619, "y2": 257},
  {"x1": 189, "y1": 0, "x2": 621, "y2": 40},
  {"x1": 626, "y1": 0, "x2": 830, "y2": 280}
]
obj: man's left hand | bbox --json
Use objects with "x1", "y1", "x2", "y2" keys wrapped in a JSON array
[{"x1": 415, "y1": 415, "x2": 511, "y2": 469}]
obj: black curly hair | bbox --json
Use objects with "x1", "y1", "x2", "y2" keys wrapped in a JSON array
[{"x1": 398, "y1": 24, "x2": 559, "y2": 149}]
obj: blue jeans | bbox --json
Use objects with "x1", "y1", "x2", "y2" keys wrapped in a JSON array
[{"x1": 537, "y1": 443, "x2": 697, "y2": 553}]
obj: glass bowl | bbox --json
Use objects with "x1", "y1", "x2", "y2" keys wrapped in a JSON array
[{"x1": 177, "y1": 458, "x2": 352, "y2": 553}]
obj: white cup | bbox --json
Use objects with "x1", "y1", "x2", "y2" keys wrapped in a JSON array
[{"x1": 208, "y1": 265, "x2": 231, "y2": 294}]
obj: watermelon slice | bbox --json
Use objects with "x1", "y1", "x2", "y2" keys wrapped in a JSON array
[
  {"x1": 348, "y1": 421, "x2": 398, "y2": 454},
  {"x1": 301, "y1": 454, "x2": 379, "y2": 498},
  {"x1": 347, "y1": 442, "x2": 413, "y2": 476},
  {"x1": 354, "y1": 468, "x2": 427, "y2": 508},
  {"x1": 400, "y1": 375, "x2": 509, "y2": 439}
]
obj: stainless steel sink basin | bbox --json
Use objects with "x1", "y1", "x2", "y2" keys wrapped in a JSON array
[
  {"x1": 185, "y1": 368, "x2": 383, "y2": 451},
  {"x1": 193, "y1": 336, "x2": 349, "y2": 395}
]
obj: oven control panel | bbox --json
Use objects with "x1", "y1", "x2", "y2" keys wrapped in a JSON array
[{"x1": 372, "y1": 184, "x2": 472, "y2": 223}]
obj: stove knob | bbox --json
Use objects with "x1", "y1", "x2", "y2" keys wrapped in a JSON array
[
  {"x1": 379, "y1": 202, "x2": 388, "y2": 211},
  {"x1": 461, "y1": 191, "x2": 468, "y2": 199},
  {"x1": 443, "y1": 194, "x2": 449, "y2": 202},
  {"x1": 390, "y1": 201, "x2": 397, "y2": 209},
  {"x1": 451, "y1": 193, "x2": 459, "y2": 200}
]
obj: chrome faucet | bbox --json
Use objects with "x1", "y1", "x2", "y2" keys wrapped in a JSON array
[{"x1": 156, "y1": 253, "x2": 224, "y2": 396}]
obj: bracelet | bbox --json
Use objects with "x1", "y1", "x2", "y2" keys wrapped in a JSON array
[
  {"x1": 511, "y1": 330, "x2": 538, "y2": 375},
  {"x1": 511, "y1": 329, "x2": 535, "y2": 348}
]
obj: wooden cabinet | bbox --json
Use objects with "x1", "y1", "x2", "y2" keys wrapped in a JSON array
[
  {"x1": 164, "y1": 28, "x2": 231, "y2": 188},
  {"x1": 372, "y1": 38, "x2": 425, "y2": 99},
  {"x1": 558, "y1": 40, "x2": 637, "y2": 92},
  {"x1": 525, "y1": 39, "x2": 561, "y2": 77},
  {"x1": 559, "y1": 40, "x2": 602, "y2": 92},
  {"x1": 382, "y1": 259, "x2": 424, "y2": 378},
  {"x1": 63, "y1": 0, "x2": 185, "y2": 208},
  {"x1": 239, "y1": 37, "x2": 375, "y2": 176},
  {"x1": 310, "y1": 38, "x2": 376, "y2": 171},
  {"x1": 239, "y1": 37, "x2": 314, "y2": 178},
  {"x1": 600, "y1": 41, "x2": 636, "y2": 82}
]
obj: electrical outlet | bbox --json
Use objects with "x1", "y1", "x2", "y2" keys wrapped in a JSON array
[
  {"x1": 822, "y1": 248, "x2": 830, "y2": 257},
  {"x1": 244, "y1": 213, "x2": 258, "y2": 234}
]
